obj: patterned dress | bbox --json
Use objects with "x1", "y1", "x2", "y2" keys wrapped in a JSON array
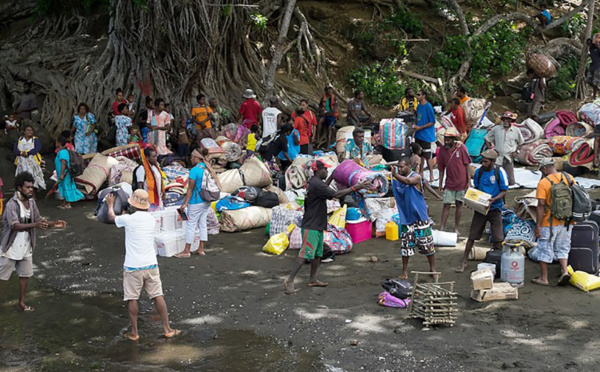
[
  {"x1": 15, "y1": 137, "x2": 46, "y2": 190},
  {"x1": 115, "y1": 115, "x2": 132, "y2": 146},
  {"x1": 55, "y1": 149, "x2": 84, "y2": 202},
  {"x1": 148, "y1": 111, "x2": 171, "y2": 155},
  {"x1": 73, "y1": 113, "x2": 98, "y2": 154}
]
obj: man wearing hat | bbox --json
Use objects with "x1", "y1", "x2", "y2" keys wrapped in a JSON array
[
  {"x1": 238, "y1": 89, "x2": 263, "y2": 129},
  {"x1": 437, "y1": 127, "x2": 471, "y2": 237},
  {"x1": 106, "y1": 190, "x2": 179, "y2": 341},
  {"x1": 284, "y1": 160, "x2": 369, "y2": 295},
  {"x1": 528, "y1": 158, "x2": 574, "y2": 286},
  {"x1": 456, "y1": 149, "x2": 509, "y2": 272},
  {"x1": 484, "y1": 111, "x2": 524, "y2": 186}
]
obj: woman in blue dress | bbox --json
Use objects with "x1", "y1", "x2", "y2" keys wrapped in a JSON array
[
  {"x1": 71, "y1": 102, "x2": 97, "y2": 154},
  {"x1": 55, "y1": 135, "x2": 84, "y2": 209}
]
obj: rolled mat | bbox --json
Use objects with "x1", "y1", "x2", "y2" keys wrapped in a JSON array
[
  {"x1": 220, "y1": 206, "x2": 272, "y2": 232},
  {"x1": 514, "y1": 118, "x2": 543, "y2": 144},
  {"x1": 543, "y1": 118, "x2": 565, "y2": 139},
  {"x1": 333, "y1": 160, "x2": 389, "y2": 197},
  {"x1": 568, "y1": 139, "x2": 595, "y2": 169},
  {"x1": 75, "y1": 154, "x2": 117, "y2": 195},
  {"x1": 566, "y1": 122, "x2": 593, "y2": 137},
  {"x1": 240, "y1": 156, "x2": 271, "y2": 188},
  {"x1": 220, "y1": 140, "x2": 242, "y2": 162},
  {"x1": 336, "y1": 126, "x2": 355, "y2": 155},
  {"x1": 469, "y1": 247, "x2": 490, "y2": 261},
  {"x1": 548, "y1": 136, "x2": 584, "y2": 155},
  {"x1": 515, "y1": 140, "x2": 552, "y2": 166}
]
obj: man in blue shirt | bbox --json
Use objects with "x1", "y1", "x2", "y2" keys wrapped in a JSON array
[
  {"x1": 535, "y1": 5, "x2": 552, "y2": 26},
  {"x1": 414, "y1": 90, "x2": 436, "y2": 183},
  {"x1": 455, "y1": 149, "x2": 509, "y2": 272}
]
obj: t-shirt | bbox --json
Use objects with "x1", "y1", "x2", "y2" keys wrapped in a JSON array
[
  {"x1": 115, "y1": 212, "x2": 158, "y2": 269},
  {"x1": 191, "y1": 105, "x2": 213, "y2": 130},
  {"x1": 348, "y1": 98, "x2": 366, "y2": 117},
  {"x1": 239, "y1": 99, "x2": 262, "y2": 124},
  {"x1": 261, "y1": 107, "x2": 281, "y2": 138},
  {"x1": 437, "y1": 144, "x2": 470, "y2": 191},
  {"x1": 263, "y1": 133, "x2": 288, "y2": 162},
  {"x1": 450, "y1": 106, "x2": 466, "y2": 134},
  {"x1": 415, "y1": 102, "x2": 436, "y2": 143},
  {"x1": 247, "y1": 133, "x2": 257, "y2": 151},
  {"x1": 536, "y1": 172, "x2": 575, "y2": 227},
  {"x1": 473, "y1": 166, "x2": 509, "y2": 210},
  {"x1": 135, "y1": 165, "x2": 162, "y2": 194},
  {"x1": 301, "y1": 176, "x2": 336, "y2": 231},
  {"x1": 177, "y1": 127, "x2": 190, "y2": 144},
  {"x1": 541, "y1": 9, "x2": 552, "y2": 24},
  {"x1": 590, "y1": 45, "x2": 600, "y2": 71},
  {"x1": 188, "y1": 163, "x2": 206, "y2": 205},
  {"x1": 279, "y1": 129, "x2": 300, "y2": 161},
  {"x1": 292, "y1": 111, "x2": 317, "y2": 145},
  {"x1": 2, "y1": 199, "x2": 32, "y2": 260},
  {"x1": 112, "y1": 99, "x2": 127, "y2": 115}
]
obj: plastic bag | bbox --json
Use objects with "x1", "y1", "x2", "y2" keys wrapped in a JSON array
[
  {"x1": 568, "y1": 265, "x2": 600, "y2": 292},
  {"x1": 328, "y1": 205, "x2": 347, "y2": 229},
  {"x1": 262, "y1": 224, "x2": 295, "y2": 255},
  {"x1": 377, "y1": 291, "x2": 411, "y2": 308}
]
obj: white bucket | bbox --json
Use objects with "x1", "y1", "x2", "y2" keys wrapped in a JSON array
[
  {"x1": 477, "y1": 263, "x2": 497, "y2": 277},
  {"x1": 432, "y1": 230, "x2": 457, "y2": 247}
]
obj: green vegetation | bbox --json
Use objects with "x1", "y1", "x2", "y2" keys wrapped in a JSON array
[
  {"x1": 547, "y1": 56, "x2": 579, "y2": 101},
  {"x1": 560, "y1": 12, "x2": 586, "y2": 38}
]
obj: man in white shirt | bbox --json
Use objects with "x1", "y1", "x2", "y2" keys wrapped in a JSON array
[
  {"x1": 484, "y1": 111, "x2": 524, "y2": 186},
  {"x1": 261, "y1": 96, "x2": 282, "y2": 139},
  {"x1": 106, "y1": 189, "x2": 179, "y2": 341}
]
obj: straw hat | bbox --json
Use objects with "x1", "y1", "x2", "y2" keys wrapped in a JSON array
[
  {"x1": 243, "y1": 89, "x2": 256, "y2": 99},
  {"x1": 443, "y1": 127, "x2": 461, "y2": 138},
  {"x1": 500, "y1": 111, "x2": 517, "y2": 121},
  {"x1": 128, "y1": 189, "x2": 150, "y2": 210}
]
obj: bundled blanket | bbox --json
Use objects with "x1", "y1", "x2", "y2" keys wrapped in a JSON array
[
  {"x1": 578, "y1": 103, "x2": 600, "y2": 126},
  {"x1": 544, "y1": 118, "x2": 566, "y2": 138},
  {"x1": 335, "y1": 126, "x2": 355, "y2": 155},
  {"x1": 101, "y1": 143, "x2": 142, "y2": 163},
  {"x1": 269, "y1": 205, "x2": 304, "y2": 237},
  {"x1": 220, "y1": 140, "x2": 242, "y2": 162},
  {"x1": 240, "y1": 156, "x2": 271, "y2": 188},
  {"x1": 162, "y1": 163, "x2": 189, "y2": 183},
  {"x1": 568, "y1": 139, "x2": 595, "y2": 169},
  {"x1": 75, "y1": 154, "x2": 117, "y2": 195},
  {"x1": 220, "y1": 206, "x2": 271, "y2": 232},
  {"x1": 566, "y1": 122, "x2": 594, "y2": 137},
  {"x1": 505, "y1": 219, "x2": 537, "y2": 249},
  {"x1": 461, "y1": 98, "x2": 487, "y2": 127},
  {"x1": 333, "y1": 160, "x2": 389, "y2": 197},
  {"x1": 221, "y1": 123, "x2": 250, "y2": 147},
  {"x1": 548, "y1": 136, "x2": 584, "y2": 155},
  {"x1": 514, "y1": 118, "x2": 544, "y2": 144},
  {"x1": 201, "y1": 138, "x2": 225, "y2": 154},
  {"x1": 109, "y1": 156, "x2": 138, "y2": 186},
  {"x1": 515, "y1": 140, "x2": 553, "y2": 166},
  {"x1": 218, "y1": 169, "x2": 244, "y2": 193}
]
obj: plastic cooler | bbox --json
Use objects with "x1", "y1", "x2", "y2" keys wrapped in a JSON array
[
  {"x1": 155, "y1": 230, "x2": 185, "y2": 257},
  {"x1": 346, "y1": 218, "x2": 372, "y2": 244}
]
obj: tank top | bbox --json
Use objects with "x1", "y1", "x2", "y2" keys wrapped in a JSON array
[{"x1": 392, "y1": 172, "x2": 429, "y2": 225}]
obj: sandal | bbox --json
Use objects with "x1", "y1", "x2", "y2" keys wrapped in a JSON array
[
  {"x1": 454, "y1": 262, "x2": 467, "y2": 273},
  {"x1": 124, "y1": 332, "x2": 140, "y2": 341},
  {"x1": 531, "y1": 277, "x2": 549, "y2": 286},
  {"x1": 164, "y1": 329, "x2": 181, "y2": 339},
  {"x1": 17, "y1": 305, "x2": 35, "y2": 312}
]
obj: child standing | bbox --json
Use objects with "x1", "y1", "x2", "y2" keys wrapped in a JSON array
[
  {"x1": 127, "y1": 94, "x2": 136, "y2": 117},
  {"x1": 246, "y1": 124, "x2": 258, "y2": 153},
  {"x1": 115, "y1": 103, "x2": 133, "y2": 146},
  {"x1": 4, "y1": 113, "x2": 18, "y2": 134}
]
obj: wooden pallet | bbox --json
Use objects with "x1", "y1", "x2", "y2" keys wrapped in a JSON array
[{"x1": 407, "y1": 271, "x2": 458, "y2": 329}]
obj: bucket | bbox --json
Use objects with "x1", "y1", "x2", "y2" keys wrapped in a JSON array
[
  {"x1": 432, "y1": 230, "x2": 457, "y2": 247},
  {"x1": 477, "y1": 262, "x2": 497, "y2": 277},
  {"x1": 469, "y1": 247, "x2": 490, "y2": 261}
]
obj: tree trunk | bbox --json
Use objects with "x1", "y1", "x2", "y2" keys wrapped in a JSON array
[
  {"x1": 264, "y1": 0, "x2": 297, "y2": 98},
  {"x1": 576, "y1": 0, "x2": 595, "y2": 100}
]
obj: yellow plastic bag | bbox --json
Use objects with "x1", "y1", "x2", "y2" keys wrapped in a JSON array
[
  {"x1": 328, "y1": 205, "x2": 347, "y2": 229},
  {"x1": 262, "y1": 224, "x2": 295, "y2": 255},
  {"x1": 568, "y1": 266, "x2": 600, "y2": 292}
]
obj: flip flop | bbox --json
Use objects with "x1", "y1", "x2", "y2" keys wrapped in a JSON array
[
  {"x1": 164, "y1": 329, "x2": 181, "y2": 339},
  {"x1": 124, "y1": 332, "x2": 140, "y2": 341},
  {"x1": 308, "y1": 281, "x2": 328, "y2": 287},
  {"x1": 174, "y1": 252, "x2": 191, "y2": 258},
  {"x1": 283, "y1": 280, "x2": 298, "y2": 295},
  {"x1": 193, "y1": 251, "x2": 206, "y2": 256},
  {"x1": 17, "y1": 305, "x2": 35, "y2": 312},
  {"x1": 558, "y1": 273, "x2": 571, "y2": 286},
  {"x1": 531, "y1": 277, "x2": 549, "y2": 286}
]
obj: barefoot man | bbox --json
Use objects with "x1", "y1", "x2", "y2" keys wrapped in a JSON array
[
  {"x1": 0, "y1": 172, "x2": 64, "y2": 312},
  {"x1": 284, "y1": 161, "x2": 368, "y2": 294},
  {"x1": 391, "y1": 159, "x2": 437, "y2": 279},
  {"x1": 106, "y1": 190, "x2": 179, "y2": 341}
]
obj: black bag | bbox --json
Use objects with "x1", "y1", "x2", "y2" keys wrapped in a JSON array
[
  {"x1": 382, "y1": 279, "x2": 412, "y2": 300},
  {"x1": 95, "y1": 187, "x2": 130, "y2": 224},
  {"x1": 254, "y1": 191, "x2": 279, "y2": 208},
  {"x1": 67, "y1": 149, "x2": 85, "y2": 177},
  {"x1": 484, "y1": 250, "x2": 502, "y2": 279},
  {"x1": 568, "y1": 221, "x2": 599, "y2": 274},
  {"x1": 233, "y1": 186, "x2": 263, "y2": 203}
]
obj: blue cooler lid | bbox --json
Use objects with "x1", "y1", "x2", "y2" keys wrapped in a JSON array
[{"x1": 346, "y1": 207, "x2": 362, "y2": 221}]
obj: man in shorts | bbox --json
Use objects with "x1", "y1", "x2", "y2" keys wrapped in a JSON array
[
  {"x1": 284, "y1": 161, "x2": 368, "y2": 295},
  {"x1": 437, "y1": 127, "x2": 471, "y2": 237},
  {"x1": 528, "y1": 158, "x2": 574, "y2": 286},
  {"x1": 106, "y1": 189, "x2": 179, "y2": 341},
  {"x1": 413, "y1": 90, "x2": 436, "y2": 183},
  {"x1": 391, "y1": 159, "x2": 437, "y2": 279},
  {"x1": 456, "y1": 150, "x2": 509, "y2": 272}
]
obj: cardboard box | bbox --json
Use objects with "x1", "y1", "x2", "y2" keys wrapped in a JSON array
[
  {"x1": 464, "y1": 187, "x2": 492, "y2": 215},
  {"x1": 470, "y1": 268, "x2": 494, "y2": 291},
  {"x1": 471, "y1": 282, "x2": 519, "y2": 302}
]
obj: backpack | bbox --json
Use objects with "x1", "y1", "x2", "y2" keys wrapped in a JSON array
[
  {"x1": 198, "y1": 163, "x2": 220, "y2": 202},
  {"x1": 522, "y1": 82, "x2": 534, "y2": 102},
  {"x1": 381, "y1": 279, "x2": 412, "y2": 300},
  {"x1": 131, "y1": 165, "x2": 143, "y2": 191},
  {"x1": 572, "y1": 182, "x2": 592, "y2": 222},
  {"x1": 67, "y1": 150, "x2": 85, "y2": 177},
  {"x1": 547, "y1": 172, "x2": 573, "y2": 222}
]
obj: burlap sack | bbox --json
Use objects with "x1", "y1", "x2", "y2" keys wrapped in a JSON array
[
  {"x1": 240, "y1": 156, "x2": 271, "y2": 188},
  {"x1": 218, "y1": 169, "x2": 244, "y2": 193}
]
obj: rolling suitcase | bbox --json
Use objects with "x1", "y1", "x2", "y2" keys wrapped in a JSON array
[{"x1": 568, "y1": 220, "x2": 599, "y2": 274}]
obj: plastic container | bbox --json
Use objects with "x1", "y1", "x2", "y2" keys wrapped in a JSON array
[
  {"x1": 477, "y1": 263, "x2": 497, "y2": 277},
  {"x1": 346, "y1": 207, "x2": 362, "y2": 221},
  {"x1": 155, "y1": 231, "x2": 183, "y2": 257},
  {"x1": 385, "y1": 221, "x2": 399, "y2": 241},
  {"x1": 469, "y1": 247, "x2": 490, "y2": 261},
  {"x1": 346, "y1": 218, "x2": 372, "y2": 244},
  {"x1": 432, "y1": 230, "x2": 457, "y2": 247}
]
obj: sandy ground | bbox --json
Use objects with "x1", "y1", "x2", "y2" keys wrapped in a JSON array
[{"x1": 2, "y1": 152, "x2": 600, "y2": 371}]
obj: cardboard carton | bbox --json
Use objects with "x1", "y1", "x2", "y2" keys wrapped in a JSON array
[
  {"x1": 471, "y1": 282, "x2": 519, "y2": 302},
  {"x1": 464, "y1": 187, "x2": 492, "y2": 215},
  {"x1": 470, "y1": 268, "x2": 494, "y2": 291}
]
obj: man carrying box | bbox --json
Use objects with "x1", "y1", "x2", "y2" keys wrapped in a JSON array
[{"x1": 456, "y1": 150, "x2": 509, "y2": 273}]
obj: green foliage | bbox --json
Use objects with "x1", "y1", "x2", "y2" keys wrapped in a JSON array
[
  {"x1": 381, "y1": 8, "x2": 424, "y2": 37},
  {"x1": 250, "y1": 13, "x2": 268, "y2": 29},
  {"x1": 547, "y1": 56, "x2": 579, "y2": 101},
  {"x1": 348, "y1": 59, "x2": 407, "y2": 107},
  {"x1": 560, "y1": 12, "x2": 586, "y2": 38},
  {"x1": 434, "y1": 21, "x2": 529, "y2": 90}
]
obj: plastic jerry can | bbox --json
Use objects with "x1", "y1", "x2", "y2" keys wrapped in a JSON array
[
  {"x1": 386, "y1": 221, "x2": 399, "y2": 241},
  {"x1": 501, "y1": 243, "x2": 525, "y2": 287}
]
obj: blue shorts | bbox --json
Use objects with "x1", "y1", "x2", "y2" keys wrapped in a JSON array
[
  {"x1": 528, "y1": 225, "x2": 572, "y2": 264},
  {"x1": 322, "y1": 116, "x2": 337, "y2": 127}
]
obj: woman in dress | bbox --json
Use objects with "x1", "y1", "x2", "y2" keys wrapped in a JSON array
[
  {"x1": 55, "y1": 135, "x2": 84, "y2": 209},
  {"x1": 148, "y1": 98, "x2": 171, "y2": 155},
  {"x1": 14, "y1": 124, "x2": 46, "y2": 190},
  {"x1": 71, "y1": 102, "x2": 97, "y2": 155}
]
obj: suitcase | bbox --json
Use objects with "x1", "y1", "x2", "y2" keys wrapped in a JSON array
[
  {"x1": 484, "y1": 250, "x2": 502, "y2": 279},
  {"x1": 568, "y1": 221, "x2": 599, "y2": 274}
]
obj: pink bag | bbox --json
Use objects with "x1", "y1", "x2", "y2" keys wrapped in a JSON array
[{"x1": 377, "y1": 291, "x2": 411, "y2": 308}]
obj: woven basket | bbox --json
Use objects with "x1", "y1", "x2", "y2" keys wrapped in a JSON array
[{"x1": 526, "y1": 53, "x2": 556, "y2": 78}]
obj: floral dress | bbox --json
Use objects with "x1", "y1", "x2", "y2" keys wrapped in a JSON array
[
  {"x1": 55, "y1": 149, "x2": 84, "y2": 202},
  {"x1": 73, "y1": 113, "x2": 98, "y2": 154},
  {"x1": 115, "y1": 115, "x2": 132, "y2": 146},
  {"x1": 148, "y1": 111, "x2": 172, "y2": 155},
  {"x1": 15, "y1": 137, "x2": 46, "y2": 190}
]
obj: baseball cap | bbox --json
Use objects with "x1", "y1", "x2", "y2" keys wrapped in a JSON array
[{"x1": 311, "y1": 160, "x2": 332, "y2": 171}]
